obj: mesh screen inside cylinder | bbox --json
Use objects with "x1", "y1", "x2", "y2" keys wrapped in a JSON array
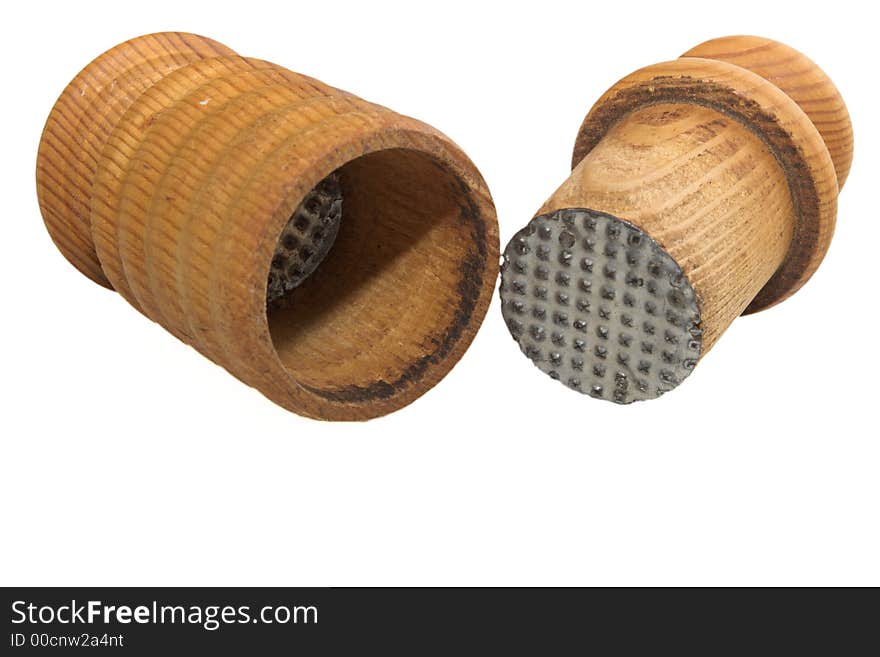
[{"x1": 267, "y1": 172, "x2": 343, "y2": 303}]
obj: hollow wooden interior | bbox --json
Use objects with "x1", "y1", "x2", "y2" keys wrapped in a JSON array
[{"x1": 36, "y1": 33, "x2": 499, "y2": 420}]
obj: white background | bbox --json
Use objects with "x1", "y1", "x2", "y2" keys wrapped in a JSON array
[{"x1": 1, "y1": 0, "x2": 877, "y2": 586}]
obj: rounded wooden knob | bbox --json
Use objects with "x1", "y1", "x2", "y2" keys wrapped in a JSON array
[
  {"x1": 37, "y1": 32, "x2": 499, "y2": 420},
  {"x1": 500, "y1": 35, "x2": 851, "y2": 403}
]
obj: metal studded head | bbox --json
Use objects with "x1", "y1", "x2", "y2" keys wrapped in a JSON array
[
  {"x1": 500, "y1": 208, "x2": 702, "y2": 403},
  {"x1": 267, "y1": 172, "x2": 343, "y2": 303}
]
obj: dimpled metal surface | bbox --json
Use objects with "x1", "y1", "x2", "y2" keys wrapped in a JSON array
[
  {"x1": 267, "y1": 172, "x2": 343, "y2": 303},
  {"x1": 500, "y1": 208, "x2": 703, "y2": 403}
]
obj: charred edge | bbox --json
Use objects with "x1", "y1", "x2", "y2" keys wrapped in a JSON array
[{"x1": 313, "y1": 177, "x2": 489, "y2": 404}]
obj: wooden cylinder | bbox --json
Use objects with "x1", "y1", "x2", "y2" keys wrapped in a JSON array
[
  {"x1": 543, "y1": 102, "x2": 797, "y2": 354},
  {"x1": 36, "y1": 33, "x2": 499, "y2": 421},
  {"x1": 500, "y1": 36, "x2": 850, "y2": 403}
]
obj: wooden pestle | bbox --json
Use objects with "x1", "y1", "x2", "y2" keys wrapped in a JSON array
[{"x1": 501, "y1": 36, "x2": 851, "y2": 402}]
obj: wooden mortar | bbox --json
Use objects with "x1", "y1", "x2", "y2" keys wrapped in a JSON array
[
  {"x1": 37, "y1": 32, "x2": 499, "y2": 421},
  {"x1": 500, "y1": 36, "x2": 851, "y2": 402}
]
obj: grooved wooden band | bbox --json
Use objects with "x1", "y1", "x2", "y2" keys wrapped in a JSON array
[{"x1": 36, "y1": 33, "x2": 236, "y2": 287}]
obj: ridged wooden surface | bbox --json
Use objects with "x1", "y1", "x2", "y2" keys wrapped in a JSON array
[
  {"x1": 571, "y1": 54, "x2": 840, "y2": 315},
  {"x1": 36, "y1": 33, "x2": 499, "y2": 420},
  {"x1": 36, "y1": 32, "x2": 235, "y2": 287},
  {"x1": 683, "y1": 35, "x2": 853, "y2": 190}
]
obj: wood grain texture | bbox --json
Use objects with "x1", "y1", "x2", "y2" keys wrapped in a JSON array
[
  {"x1": 546, "y1": 102, "x2": 794, "y2": 353},
  {"x1": 36, "y1": 32, "x2": 235, "y2": 287},
  {"x1": 683, "y1": 35, "x2": 853, "y2": 190},
  {"x1": 570, "y1": 49, "x2": 843, "y2": 317},
  {"x1": 36, "y1": 33, "x2": 499, "y2": 421}
]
